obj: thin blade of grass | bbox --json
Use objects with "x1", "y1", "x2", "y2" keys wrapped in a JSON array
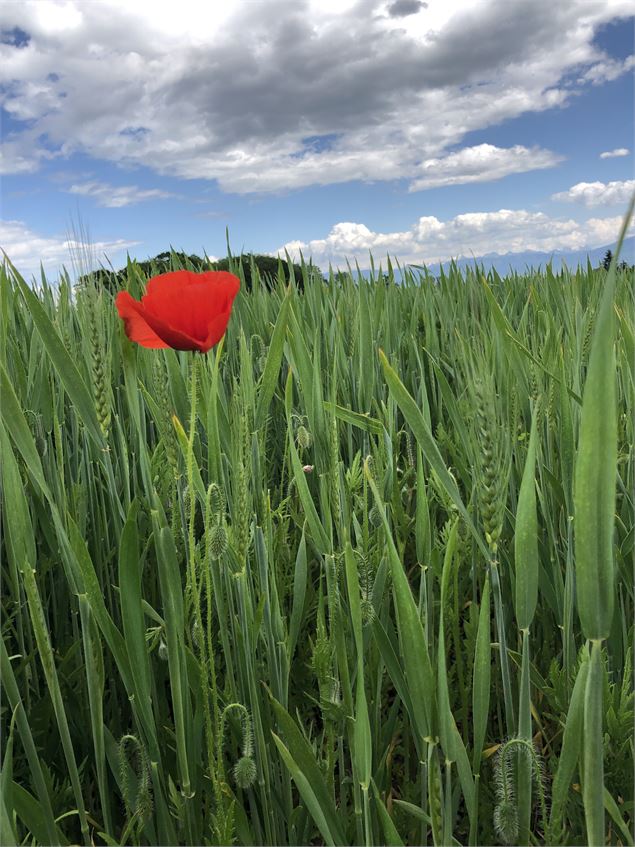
[
  {"x1": 378, "y1": 349, "x2": 489, "y2": 560},
  {"x1": 514, "y1": 402, "x2": 540, "y2": 631},
  {"x1": 365, "y1": 458, "x2": 435, "y2": 743},
  {"x1": 270, "y1": 698, "x2": 346, "y2": 845}
]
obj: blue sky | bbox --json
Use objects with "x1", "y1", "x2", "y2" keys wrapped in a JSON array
[{"x1": 1, "y1": 0, "x2": 633, "y2": 278}]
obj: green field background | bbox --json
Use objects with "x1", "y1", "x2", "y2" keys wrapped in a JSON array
[{"x1": 1, "y1": 252, "x2": 633, "y2": 846}]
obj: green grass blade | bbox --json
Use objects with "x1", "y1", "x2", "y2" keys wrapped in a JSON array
[
  {"x1": 323, "y1": 401, "x2": 383, "y2": 435},
  {"x1": 603, "y1": 786, "x2": 634, "y2": 846},
  {"x1": 14, "y1": 272, "x2": 105, "y2": 450},
  {"x1": 255, "y1": 289, "x2": 291, "y2": 429},
  {"x1": 20, "y1": 565, "x2": 90, "y2": 845},
  {"x1": 9, "y1": 782, "x2": 67, "y2": 847},
  {"x1": 365, "y1": 458, "x2": 435, "y2": 743},
  {"x1": 287, "y1": 527, "x2": 308, "y2": 663},
  {"x1": 0, "y1": 363, "x2": 51, "y2": 499},
  {"x1": 574, "y1": 262, "x2": 617, "y2": 641},
  {"x1": 0, "y1": 710, "x2": 18, "y2": 847},
  {"x1": 272, "y1": 734, "x2": 339, "y2": 847},
  {"x1": 378, "y1": 349, "x2": 489, "y2": 560},
  {"x1": 514, "y1": 403, "x2": 539, "y2": 631},
  {"x1": 548, "y1": 652, "x2": 589, "y2": 840},
  {"x1": 472, "y1": 574, "x2": 491, "y2": 775},
  {"x1": 270, "y1": 698, "x2": 346, "y2": 845},
  {"x1": 345, "y1": 542, "x2": 372, "y2": 790},
  {"x1": 371, "y1": 781, "x2": 404, "y2": 847},
  {"x1": 154, "y1": 524, "x2": 192, "y2": 798},
  {"x1": 0, "y1": 641, "x2": 61, "y2": 845},
  {"x1": 284, "y1": 369, "x2": 331, "y2": 554},
  {"x1": 78, "y1": 597, "x2": 113, "y2": 834}
]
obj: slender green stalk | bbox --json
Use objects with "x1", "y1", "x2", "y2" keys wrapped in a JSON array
[
  {"x1": 20, "y1": 565, "x2": 91, "y2": 845},
  {"x1": 583, "y1": 641, "x2": 606, "y2": 846}
]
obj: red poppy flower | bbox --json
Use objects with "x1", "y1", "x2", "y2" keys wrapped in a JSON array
[{"x1": 115, "y1": 270, "x2": 240, "y2": 353}]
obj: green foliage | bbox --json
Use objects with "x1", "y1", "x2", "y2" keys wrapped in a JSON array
[
  {"x1": 78, "y1": 249, "x2": 322, "y2": 293},
  {"x1": 1, "y1": 250, "x2": 633, "y2": 846},
  {"x1": 600, "y1": 248, "x2": 633, "y2": 273}
]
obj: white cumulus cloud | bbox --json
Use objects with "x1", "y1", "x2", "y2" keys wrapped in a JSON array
[
  {"x1": 600, "y1": 148, "x2": 630, "y2": 159},
  {"x1": 408, "y1": 144, "x2": 562, "y2": 192},
  {"x1": 552, "y1": 180, "x2": 635, "y2": 207},
  {"x1": 0, "y1": 219, "x2": 140, "y2": 279}
]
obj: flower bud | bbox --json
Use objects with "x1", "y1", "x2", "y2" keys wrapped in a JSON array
[{"x1": 233, "y1": 756, "x2": 257, "y2": 789}]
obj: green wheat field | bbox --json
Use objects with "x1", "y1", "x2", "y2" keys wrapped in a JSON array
[{"x1": 1, "y1": 236, "x2": 633, "y2": 846}]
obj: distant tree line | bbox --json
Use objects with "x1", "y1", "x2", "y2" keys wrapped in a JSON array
[
  {"x1": 600, "y1": 249, "x2": 633, "y2": 272},
  {"x1": 79, "y1": 251, "x2": 324, "y2": 293}
]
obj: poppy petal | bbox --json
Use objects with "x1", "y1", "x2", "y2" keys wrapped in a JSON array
[
  {"x1": 143, "y1": 271, "x2": 240, "y2": 345},
  {"x1": 115, "y1": 270, "x2": 239, "y2": 353},
  {"x1": 140, "y1": 308, "x2": 206, "y2": 352},
  {"x1": 115, "y1": 291, "x2": 169, "y2": 348},
  {"x1": 200, "y1": 308, "x2": 234, "y2": 352}
]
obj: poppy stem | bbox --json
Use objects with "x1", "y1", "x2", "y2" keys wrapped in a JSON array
[
  {"x1": 185, "y1": 352, "x2": 219, "y2": 828},
  {"x1": 186, "y1": 352, "x2": 199, "y2": 622}
]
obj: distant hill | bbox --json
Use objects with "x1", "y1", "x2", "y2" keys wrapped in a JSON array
[
  {"x1": 79, "y1": 251, "x2": 320, "y2": 292},
  {"x1": 425, "y1": 236, "x2": 635, "y2": 277}
]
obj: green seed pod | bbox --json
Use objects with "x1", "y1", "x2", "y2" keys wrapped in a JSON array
[
  {"x1": 360, "y1": 597, "x2": 376, "y2": 625},
  {"x1": 207, "y1": 483, "x2": 226, "y2": 517},
  {"x1": 234, "y1": 459, "x2": 250, "y2": 563},
  {"x1": 312, "y1": 634, "x2": 332, "y2": 684},
  {"x1": 427, "y1": 746, "x2": 443, "y2": 846},
  {"x1": 233, "y1": 756, "x2": 257, "y2": 790},
  {"x1": 547, "y1": 378, "x2": 557, "y2": 431},
  {"x1": 493, "y1": 745, "x2": 518, "y2": 845},
  {"x1": 191, "y1": 618, "x2": 201, "y2": 649},
  {"x1": 209, "y1": 522, "x2": 228, "y2": 559},
  {"x1": 404, "y1": 429, "x2": 415, "y2": 468},
  {"x1": 581, "y1": 309, "x2": 595, "y2": 363},
  {"x1": 250, "y1": 333, "x2": 266, "y2": 360},
  {"x1": 62, "y1": 327, "x2": 74, "y2": 356},
  {"x1": 347, "y1": 314, "x2": 358, "y2": 357},
  {"x1": 119, "y1": 734, "x2": 153, "y2": 825},
  {"x1": 296, "y1": 424, "x2": 312, "y2": 450},
  {"x1": 494, "y1": 798, "x2": 519, "y2": 845},
  {"x1": 85, "y1": 287, "x2": 111, "y2": 438}
]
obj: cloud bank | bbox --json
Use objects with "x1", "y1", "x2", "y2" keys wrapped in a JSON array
[{"x1": 278, "y1": 209, "x2": 629, "y2": 268}]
